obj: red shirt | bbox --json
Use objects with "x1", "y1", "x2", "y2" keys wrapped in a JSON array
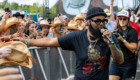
[{"x1": 114, "y1": 21, "x2": 140, "y2": 40}]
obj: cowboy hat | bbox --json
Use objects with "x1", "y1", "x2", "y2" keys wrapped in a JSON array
[
  {"x1": 65, "y1": 21, "x2": 79, "y2": 30},
  {"x1": 3, "y1": 17, "x2": 21, "y2": 32},
  {"x1": 73, "y1": 14, "x2": 84, "y2": 21},
  {"x1": 104, "y1": 9, "x2": 111, "y2": 16},
  {"x1": 40, "y1": 20, "x2": 52, "y2": 27},
  {"x1": 63, "y1": 0, "x2": 91, "y2": 15},
  {"x1": 51, "y1": 19, "x2": 65, "y2": 28},
  {"x1": 13, "y1": 12, "x2": 24, "y2": 19},
  {"x1": 0, "y1": 41, "x2": 35, "y2": 69}
]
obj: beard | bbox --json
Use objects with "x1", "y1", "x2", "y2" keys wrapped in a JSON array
[{"x1": 89, "y1": 24, "x2": 102, "y2": 39}]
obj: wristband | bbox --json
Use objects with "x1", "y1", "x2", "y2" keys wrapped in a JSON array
[
  {"x1": 123, "y1": 39, "x2": 126, "y2": 43},
  {"x1": 8, "y1": 35, "x2": 11, "y2": 40},
  {"x1": 111, "y1": 3, "x2": 113, "y2": 5},
  {"x1": 109, "y1": 44, "x2": 115, "y2": 48}
]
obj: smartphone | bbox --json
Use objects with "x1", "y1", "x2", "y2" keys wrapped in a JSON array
[
  {"x1": 24, "y1": 30, "x2": 29, "y2": 36},
  {"x1": 60, "y1": 24, "x2": 64, "y2": 32}
]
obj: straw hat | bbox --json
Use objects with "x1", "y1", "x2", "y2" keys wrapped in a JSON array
[
  {"x1": 0, "y1": 41, "x2": 35, "y2": 69},
  {"x1": 3, "y1": 17, "x2": 21, "y2": 32},
  {"x1": 73, "y1": 14, "x2": 84, "y2": 21},
  {"x1": 51, "y1": 20, "x2": 65, "y2": 30},
  {"x1": 65, "y1": 21, "x2": 79, "y2": 30},
  {"x1": 40, "y1": 20, "x2": 52, "y2": 27},
  {"x1": 104, "y1": 9, "x2": 111, "y2": 16}
]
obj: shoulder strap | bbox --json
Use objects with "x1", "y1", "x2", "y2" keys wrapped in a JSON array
[{"x1": 123, "y1": 29, "x2": 130, "y2": 40}]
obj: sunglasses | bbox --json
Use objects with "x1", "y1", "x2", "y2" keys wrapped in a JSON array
[
  {"x1": 90, "y1": 19, "x2": 108, "y2": 24},
  {"x1": 119, "y1": 17, "x2": 127, "y2": 21}
]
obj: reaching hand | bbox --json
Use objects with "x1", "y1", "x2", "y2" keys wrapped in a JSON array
[
  {"x1": 3, "y1": 12, "x2": 10, "y2": 20},
  {"x1": 0, "y1": 45, "x2": 15, "y2": 58},
  {"x1": 117, "y1": 34, "x2": 124, "y2": 42},
  {"x1": 0, "y1": 68, "x2": 23, "y2": 80},
  {"x1": 102, "y1": 29, "x2": 112, "y2": 45},
  {"x1": 12, "y1": 37, "x2": 25, "y2": 44},
  {"x1": 12, "y1": 32, "x2": 20, "y2": 38}
]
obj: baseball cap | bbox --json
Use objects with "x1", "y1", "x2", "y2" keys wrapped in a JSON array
[
  {"x1": 81, "y1": 8, "x2": 88, "y2": 14},
  {"x1": 63, "y1": 15, "x2": 68, "y2": 19},
  {"x1": 38, "y1": 17, "x2": 43, "y2": 21},
  {"x1": 117, "y1": 10, "x2": 130, "y2": 18}
]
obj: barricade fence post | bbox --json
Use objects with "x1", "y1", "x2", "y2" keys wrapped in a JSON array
[{"x1": 57, "y1": 47, "x2": 70, "y2": 77}]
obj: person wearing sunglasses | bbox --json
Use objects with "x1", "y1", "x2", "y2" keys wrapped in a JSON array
[
  {"x1": 109, "y1": 10, "x2": 138, "y2": 80},
  {"x1": 13, "y1": 7, "x2": 124, "y2": 80}
]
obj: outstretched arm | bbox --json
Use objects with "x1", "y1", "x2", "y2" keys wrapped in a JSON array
[
  {"x1": 13, "y1": 37, "x2": 60, "y2": 47},
  {"x1": 110, "y1": 0, "x2": 116, "y2": 24}
]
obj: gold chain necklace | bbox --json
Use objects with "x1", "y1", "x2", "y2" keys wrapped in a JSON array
[{"x1": 87, "y1": 30, "x2": 100, "y2": 43}]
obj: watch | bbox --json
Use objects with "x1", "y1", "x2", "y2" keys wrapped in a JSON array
[{"x1": 137, "y1": 47, "x2": 140, "y2": 51}]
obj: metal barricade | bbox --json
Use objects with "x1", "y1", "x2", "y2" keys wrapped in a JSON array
[{"x1": 0, "y1": 47, "x2": 76, "y2": 80}]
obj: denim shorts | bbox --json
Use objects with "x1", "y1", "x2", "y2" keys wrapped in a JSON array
[{"x1": 109, "y1": 63, "x2": 137, "y2": 80}]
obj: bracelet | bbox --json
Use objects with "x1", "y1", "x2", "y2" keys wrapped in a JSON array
[
  {"x1": 109, "y1": 44, "x2": 115, "y2": 48},
  {"x1": 109, "y1": 44, "x2": 116, "y2": 48},
  {"x1": 8, "y1": 35, "x2": 11, "y2": 40},
  {"x1": 123, "y1": 39, "x2": 126, "y2": 43},
  {"x1": 111, "y1": 3, "x2": 113, "y2": 5},
  {"x1": 25, "y1": 39, "x2": 30, "y2": 47}
]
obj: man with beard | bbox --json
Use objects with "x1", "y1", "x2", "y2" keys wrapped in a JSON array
[{"x1": 13, "y1": 7, "x2": 124, "y2": 80}]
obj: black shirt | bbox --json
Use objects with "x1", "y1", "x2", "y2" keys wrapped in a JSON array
[
  {"x1": 58, "y1": 30, "x2": 120, "y2": 80},
  {"x1": 114, "y1": 28, "x2": 138, "y2": 66}
]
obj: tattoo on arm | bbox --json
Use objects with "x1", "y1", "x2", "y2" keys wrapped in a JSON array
[{"x1": 110, "y1": 45, "x2": 124, "y2": 64}]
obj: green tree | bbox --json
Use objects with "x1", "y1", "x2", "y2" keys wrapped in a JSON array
[{"x1": 9, "y1": 2, "x2": 18, "y2": 10}]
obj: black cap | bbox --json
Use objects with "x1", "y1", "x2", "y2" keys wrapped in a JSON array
[{"x1": 86, "y1": 7, "x2": 107, "y2": 20}]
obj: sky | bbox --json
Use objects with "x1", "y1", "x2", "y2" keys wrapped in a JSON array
[{"x1": 0, "y1": 0, "x2": 134, "y2": 8}]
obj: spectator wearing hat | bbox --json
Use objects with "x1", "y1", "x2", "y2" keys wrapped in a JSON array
[
  {"x1": 1, "y1": 17, "x2": 21, "y2": 42},
  {"x1": 40, "y1": 20, "x2": 52, "y2": 37},
  {"x1": 13, "y1": 12, "x2": 24, "y2": 20},
  {"x1": 65, "y1": 21, "x2": 79, "y2": 33},
  {"x1": 104, "y1": 0, "x2": 116, "y2": 32},
  {"x1": 114, "y1": 8, "x2": 140, "y2": 57},
  {"x1": 13, "y1": 7, "x2": 124, "y2": 80},
  {"x1": 48, "y1": 19, "x2": 66, "y2": 38},
  {"x1": 73, "y1": 14, "x2": 84, "y2": 30},
  {"x1": 109, "y1": 10, "x2": 138, "y2": 80},
  {"x1": 81, "y1": 8, "x2": 88, "y2": 18},
  {"x1": 17, "y1": 20, "x2": 26, "y2": 38},
  {"x1": 38, "y1": 17, "x2": 43, "y2": 22},
  {"x1": 63, "y1": 15, "x2": 69, "y2": 27}
]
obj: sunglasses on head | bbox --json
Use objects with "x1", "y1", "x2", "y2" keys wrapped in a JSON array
[
  {"x1": 119, "y1": 17, "x2": 127, "y2": 21},
  {"x1": 90, "y1": 19, "x2": 108, "y2": 24}
]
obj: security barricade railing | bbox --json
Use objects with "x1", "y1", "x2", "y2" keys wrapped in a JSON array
[
  {"x1": 0, "y1": 47, "x2": 76, "y2": 80},
  {"x1": 1, "y1": 47, "x2": 140, "y2": 80}
]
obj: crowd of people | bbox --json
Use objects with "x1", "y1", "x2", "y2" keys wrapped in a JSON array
[{"x1": 0, "y1": 0, "x2": 140, "y2": 80}]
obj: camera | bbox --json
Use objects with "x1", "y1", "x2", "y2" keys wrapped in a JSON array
[
  {"x1": 5, "y1": 7, "x2": 10, "y2": 12},
  {"x1": 112, "y1": 29, "x2": 120, "y2": 38}
]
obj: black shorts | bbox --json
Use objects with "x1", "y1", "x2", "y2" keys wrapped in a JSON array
[{"x1": 109, "y1": 63, "x2": 137, "y2": 80}]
